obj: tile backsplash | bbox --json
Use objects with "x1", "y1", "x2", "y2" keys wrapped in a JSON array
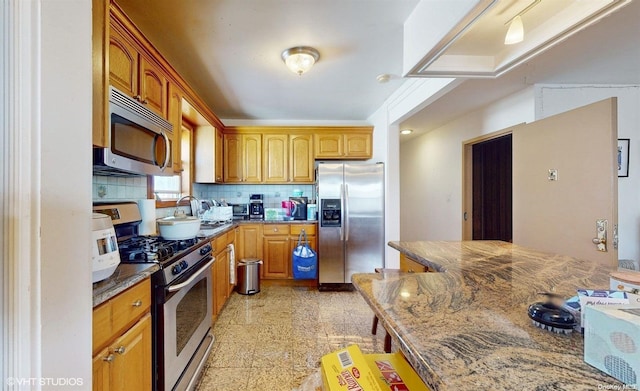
[
  {"x1": 93, "y1": 175, "x2": 147, "y2": 201},
  {"x1": 193, "y1": 183, "x2": 316, "y2": 208},
  {"x1": 92, "y1": 175, "x2": 316, "y2": 209}
]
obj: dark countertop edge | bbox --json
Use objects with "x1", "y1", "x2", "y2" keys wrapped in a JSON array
[{"x1": 92, "y1": 263, "x2": 159, "y2": 308}]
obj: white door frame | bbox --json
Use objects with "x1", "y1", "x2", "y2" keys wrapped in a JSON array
[{"x1": 2, "y1": 0, "x2": 42, "y2": 384}]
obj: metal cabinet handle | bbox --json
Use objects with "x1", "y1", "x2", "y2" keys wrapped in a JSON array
[
  {"x1": 132, "y1": 299, "x2": 143, "y2": 307},
  {"x1": 133, "y1": 95, "x2": 141, "y2": 101},
  {"x1": 114, "y1": 346, "x2": 126, "y2": 355},
  {"x1": 103, "y1": 354, "x2": 114, "y2": 363}
]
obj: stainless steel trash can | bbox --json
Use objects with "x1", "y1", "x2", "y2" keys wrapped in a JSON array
[{"x1": 237, "y1": 258, "x2": 262, "y2": 295}]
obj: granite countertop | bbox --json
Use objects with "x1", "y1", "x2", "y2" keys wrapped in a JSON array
[
  {"x1": 351, "y1": 240, "x2": 622, "y2": 391},
  {"x1": 92, "y1": 263, "x2": 159, "y2": 307}
]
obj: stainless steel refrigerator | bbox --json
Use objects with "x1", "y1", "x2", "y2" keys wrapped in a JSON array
[{"x1": 317, "y1": 163, "x2": 384, "y2": 287}]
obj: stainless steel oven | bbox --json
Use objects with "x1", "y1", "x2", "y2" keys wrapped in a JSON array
[
  {"x1": 159, "y1": 256, "x2": 214, "y2": 391},
  {"x1": 155, "y1": 245, "x2": 214, "y2": 391}
]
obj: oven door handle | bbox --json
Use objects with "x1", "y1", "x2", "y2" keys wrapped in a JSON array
[{"x1": 167, "y1": 257, "x2": 214, "y2": 293}]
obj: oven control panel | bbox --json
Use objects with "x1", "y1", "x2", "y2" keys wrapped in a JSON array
[{"x1": 161, "y1": 242, "x2": 212, "y2": 285}]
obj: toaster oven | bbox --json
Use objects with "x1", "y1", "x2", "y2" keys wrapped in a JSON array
[{"x1": 230, "y1": 203, "x2": 249, "y2": 220}]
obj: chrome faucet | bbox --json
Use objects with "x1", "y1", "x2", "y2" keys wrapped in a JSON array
[{"x1": 176, "y1": 195, "x2": 201, "y2": 218}]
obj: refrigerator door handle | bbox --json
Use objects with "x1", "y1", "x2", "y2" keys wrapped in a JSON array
[
  {"x1": 344, "y1": 183, "x2": 349, "y2": 242},
  {"x1": 340, "y1": 183, "x2": 345, "y2": 242}
]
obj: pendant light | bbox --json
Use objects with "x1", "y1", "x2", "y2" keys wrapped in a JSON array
[
  {"x1": 281, "y1": 46, "x2": 320, "y2": 75},
  {"x1": 504, "y1": 15, "x2": 524, "y2": 45},
  {"x1": 504, "y1": 0, "x2": 541, "y2": 46}
]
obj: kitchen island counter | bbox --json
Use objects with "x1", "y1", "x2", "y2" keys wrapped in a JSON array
[{"x1": 351, "y1": 240, "x2": 622, "y2": 391}]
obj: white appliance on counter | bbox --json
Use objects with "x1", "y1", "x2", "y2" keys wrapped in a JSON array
[
  {"x1": 91, "y1": 213, "x2": 120, "y2": 283},
  {"x1": 317, "y1": 163, "x2": 385, "y2": 288}
]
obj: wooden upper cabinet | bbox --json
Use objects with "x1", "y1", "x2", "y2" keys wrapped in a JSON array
[
  {"x1": 215, "y1": 128, "x2": 224, "y2": 183},
  {"x1": 109, "y1": 26, "x2": 138, "y2": 98},
  {"x1": 108, "y1": 19, "x2": 168, "y2": 119},
  {"x1": 263, "y1": 134, "x2": 288, "y2": 183},
  {"x1": 139, "y1": 56, "x2": 168, "y2": 118},
  {"x1": 315, "y1": 133, "x2": 343, "y2": 158},
  {"x1": 167, "y1": 83, "x2": 183, "y2": 173},
  {"x1": 262, "y1": 133, "x2": 314, "y2": 184},
  {"x1": 224, "y1": 134, "x2": 262, "y2": 183},
  {"x1": 290, "y1": 134, "x2": 314, "y2": 182},
  {"x1": 344, "y1": 133, "x2": 372, "y2": 158},
  {"x1": 314, "y1": 129, "x2": 373, "y2": 159}
]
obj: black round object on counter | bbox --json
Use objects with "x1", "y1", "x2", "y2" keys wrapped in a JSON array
[{"x1": 528, "y1": 301, "x2": 576, "y2": 334}]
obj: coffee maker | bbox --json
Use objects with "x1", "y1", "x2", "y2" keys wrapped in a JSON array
[{"x1": 249, "y1": 194, "x2": 264, "y2": 220}]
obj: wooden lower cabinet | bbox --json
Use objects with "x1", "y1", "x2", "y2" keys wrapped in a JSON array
[
  {"x1": 262, "y1": 223, "x2": 318, "y2": 280},
  {"x1": 263, "y1": 236, "x2": 291, "y2": 278},
  {"x1": 212, "y1": 229, "x2": 236, "y2": 321},
  {"x1": 399, "y1": 253, "x2": 428, "y2": 273},
  {"x1": 237, "y1": 224, "x2": 263, "y2": 260},
  {"x1": 92, "y1": 279, "x2": 152, "y2": 391}
]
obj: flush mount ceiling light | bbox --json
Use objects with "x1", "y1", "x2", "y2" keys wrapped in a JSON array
[
  {"x1": 400, "y1": 129, "x2": 413, "y2": 135},
  {"x1": 504, "y1": 0, "x2": 541, "y2": 45},
  {"x1": 281, "y1": 46, "x2": 320, "y2": 75}
]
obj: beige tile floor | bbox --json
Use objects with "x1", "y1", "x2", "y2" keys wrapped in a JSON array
[{"x1": 195, "y1": 284, "x2": 393, "y2": 391}]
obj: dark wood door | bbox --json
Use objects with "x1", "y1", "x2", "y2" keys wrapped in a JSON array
[{"x1": 472, "y1": 134, "x2": 512, "y2": 241}]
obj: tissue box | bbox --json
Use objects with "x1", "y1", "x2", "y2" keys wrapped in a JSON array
[
  {"x1": 584, "y1": 304, "x2": 640, "y2": 386},
  {"x1": 578, "y1": 290, "x2": 631, "y2": 329}
]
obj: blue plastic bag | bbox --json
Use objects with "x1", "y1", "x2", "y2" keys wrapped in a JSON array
[{"x1": 292, "y1": 229, "x2": 317, "y2": 279}]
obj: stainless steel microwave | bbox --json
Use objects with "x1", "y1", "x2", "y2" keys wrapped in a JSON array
[{"x1": 93, "y1": 86, "x2": 173, "y2": 176}]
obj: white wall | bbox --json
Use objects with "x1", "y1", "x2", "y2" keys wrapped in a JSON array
[
  {"x1": 536, "y1": 85, "x2": 640, "y2": 261},
  {"x1": 400, "y1": 87, "x2": 535, "y2": 240},
  {"x1": 368, "y1": 104, "x2": 401, "y2": 268},
  {"x1": 41, "y1": 0, "x2": 93, "y2": 385}
]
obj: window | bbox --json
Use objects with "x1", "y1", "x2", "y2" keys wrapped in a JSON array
[{"x1": 152, "y1": 121, "x2": 193, "y2": 204}]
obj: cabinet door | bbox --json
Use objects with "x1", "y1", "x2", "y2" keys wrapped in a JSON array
[
  {"x1": 92, "y1": 348, "x2": 111, "y2": 391},
  {"x1": 243, "y1": 134, "x2": 262, "y2": 182},
  {"x1": 290, "y1": 134, "x2": 314, "y2": 182},
  {"x1": 237, "y1": 224, "x2": 263, "y2": 260},
  {"x1": 108, "y1": 26, "x2": 138, "y2": 98},
  {"x1": 214, "y1": 251, "x2": 228, "y2": 316},
  {"x1": 139, "y1": 56, "x2": 167, "y2": 119},
  {"x1": 167, "y1": 83, "x2": 182, "y2": 173},
  {"x1": 315, "y1": 133, "x2": 343, "y2": 159},
  {"x1": 223, "y1": 134, "x2": 243, "y2": 182},
  {"x1": 215, "y1": 128, "x2": 224, "y2": 183},
  {"x1": 110, "y1": 313, "x2": 152, "y2": 391},
  {"x1": 263, "y1": 134, "x2": 288, "y2": 183},
  {"x1": 344, "y1": 133, "x2": 372, "y2": 158},
  {"x1": 263, "y1": 236, "x2": 291, "y2": 279}
]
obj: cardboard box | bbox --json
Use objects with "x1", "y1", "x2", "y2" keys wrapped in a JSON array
[
  {"x1": 364, "y1": 352, "x2": 430, "y2": 391},
  {"x1": 321, "y1": 345, "x2": 430, "y2": 391},
  {"x1": 584, "y1": 304, "x2": 640, "y2": 386}
]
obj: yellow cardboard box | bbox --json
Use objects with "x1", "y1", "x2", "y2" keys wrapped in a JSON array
[
  {"x1": 364, "y1": 352, "x2": 430, "y2": 391},
  {"x1": 321, "y1": 345, "x2": 430, "y2": 391}
]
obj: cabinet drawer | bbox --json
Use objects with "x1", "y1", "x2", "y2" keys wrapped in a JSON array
[
  {"x1": 290, "y1": 224, "x2": 316, "y2": 236},
  {"x1": 111, "y1": 279, "x2": 151, "y2": 336},
  {"x1": 93, "y1": 301, "x2": 113, "y2": 355},
  {"x1": 263, "y1": 224, "x2": 290, "y2": 236}
]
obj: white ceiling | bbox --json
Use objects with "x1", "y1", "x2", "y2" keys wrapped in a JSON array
[
  {"x1": 117, "y1": 0, "x2": 419, "y2": 122},
  {"x1": 117, "y1": 0, "x2": 640, "y2": 136}
]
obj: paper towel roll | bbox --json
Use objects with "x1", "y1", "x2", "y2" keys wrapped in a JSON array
[{"x1": 137, "y1": 199, "x2": 157, "y2": 236}]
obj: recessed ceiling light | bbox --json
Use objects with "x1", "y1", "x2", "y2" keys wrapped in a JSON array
[
  {"x1": 376, "y1": 74, "x2": 391, "y2": 83},
  {"x1": 400, "y1": 129, "x2": 413, "y2": 135}
]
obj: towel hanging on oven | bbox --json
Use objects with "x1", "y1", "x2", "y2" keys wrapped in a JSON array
[{"x1": 292, "y1": 229, "x2": 317, "y2": 279}]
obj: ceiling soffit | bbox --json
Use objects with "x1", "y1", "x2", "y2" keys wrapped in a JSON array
[{"x1": 406, "y1": 0, "x2": 632, "y2": 78}]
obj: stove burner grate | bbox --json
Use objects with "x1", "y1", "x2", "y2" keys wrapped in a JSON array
[{"x1": 117, "y1": 236, "x2": 200, "y2": 265}]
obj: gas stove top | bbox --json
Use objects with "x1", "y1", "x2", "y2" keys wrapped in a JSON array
[{"x1": 118, "y1": 236, "x2": 204, "y2": 265}]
